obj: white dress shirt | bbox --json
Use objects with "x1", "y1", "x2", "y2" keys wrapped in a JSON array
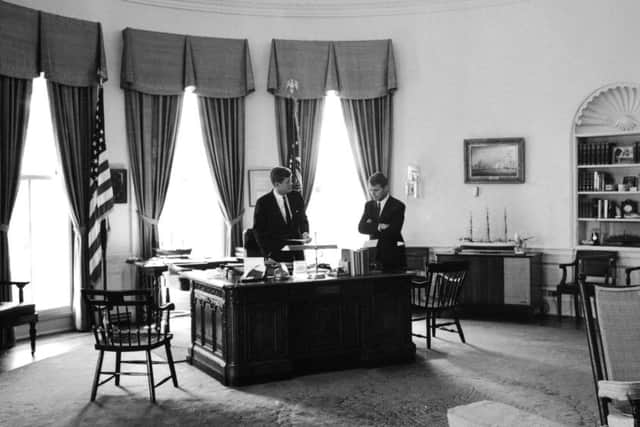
[
  {"x1": 273, "y1": 189, "x2": 292, "y2": 223},
  {"x1": 377, "y1": 194, "x2": 390, "y2": 217}
]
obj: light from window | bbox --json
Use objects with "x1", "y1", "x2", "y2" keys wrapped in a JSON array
[
  {"x1": 9, "y1": 77, "x2": 71, "y2": 311},
  {"x1": 306, "y1": 92, "x2": 366, "y2": 266},
  {"x1": 159, "y1": 92, "x2": 226, "y2": 257}
]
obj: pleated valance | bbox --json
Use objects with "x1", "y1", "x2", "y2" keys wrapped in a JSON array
[
  {"x1": 121, "y1": 28, "x2": 255, "y2": 97},
  {"x1": 0, "y1": 1, "x2": 107, "y2": 86},
  {"x1": 267, "y1": 39, "x2": 396, "y2": 100}
]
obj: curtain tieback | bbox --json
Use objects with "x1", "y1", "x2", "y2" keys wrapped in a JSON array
[
  {"x1": 0, "y1": 224, "x2": 8, "y2": 233},
  {"x1": 139, "y1": 213, "x2": 159, "y2": 226},
  {"x1": 227, "y1": 213, "x2": 244, "y2": 226}
]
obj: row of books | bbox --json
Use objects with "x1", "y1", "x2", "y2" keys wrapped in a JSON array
[
  {"x1": 578, "y1": 198, "x2": 618, "y2": 218},
  {"x1": 577, "y1": 142, "x2": 640, "y2": 165},
  {"x1": 341, "y1": 248, "x2": 373, "y2": 276},
  {"x1": 578, "y1": 142, "x2": 614, "y2": 165},
  {"x1": 578, "y1": 171, "x2": 612, "y2": 191}
]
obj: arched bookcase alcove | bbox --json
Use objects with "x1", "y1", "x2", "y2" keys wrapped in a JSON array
[{"x1": 572, "y1": 83, "x2": 640, "y2": 251}]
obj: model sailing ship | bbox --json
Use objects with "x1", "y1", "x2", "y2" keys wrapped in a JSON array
[{"x1": 457, "y1": 208, "x2": 522, "y2": 252}]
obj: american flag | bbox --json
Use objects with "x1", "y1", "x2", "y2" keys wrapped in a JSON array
[
  {"x1": 286, "y1": 79, "x2": 302, "y2": 193},
  {"x1": 88, "y1": 83, "x2": 114, "y2": 285}
]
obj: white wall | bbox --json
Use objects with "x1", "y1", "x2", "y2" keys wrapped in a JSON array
[{"x1": 9, "y1": 0, "x2": 640, "y2": 292}]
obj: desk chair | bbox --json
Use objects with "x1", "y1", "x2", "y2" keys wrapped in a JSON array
[
  {"x1": 83, "y1": 289, "x2": 178, "y2": 403},
  {"x1": 411, "y1": 262, "x2": 468, "y2": 349},
  {"x1": 0, "y1": 281, "x2": 38, "y2": 355},
  {"x1": 556, "y1": 250, "x2": 616, "y2": 323},
  {"x1": 243, "y1": 228, "x2": 261, "y2": 257},
  {"x1": 578, "y1": 276, "x2": 640, "y2": 426},
  {"x1": 405, "y1": 246, "x2": 430, "y2": 277}
]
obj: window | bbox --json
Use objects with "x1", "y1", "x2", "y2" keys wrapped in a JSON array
[
  {"x1": 9, "y1": 77, "x2": 72, "y2": 311},
  {"x1": 159, "y1": 91, "x2": 226, "y2": 257},
  {"x1": 306, "y1": 92, "x2": 366, "y2": 265}
]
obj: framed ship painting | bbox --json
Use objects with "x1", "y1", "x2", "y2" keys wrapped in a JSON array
[{"x1": 464, "y1": 138, "x2": 525, "y2": 183}]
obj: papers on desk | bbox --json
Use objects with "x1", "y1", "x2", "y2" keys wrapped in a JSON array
[{"x1": 363, "y1": 239, "x2": 378, "y2": 248}]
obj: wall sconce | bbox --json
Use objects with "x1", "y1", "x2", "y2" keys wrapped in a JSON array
[{"x1": 406, "y1": 165, "x2": 420, "y2": 198}]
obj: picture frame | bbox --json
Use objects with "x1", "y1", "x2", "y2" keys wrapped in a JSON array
[
  {"x1": 464, "y1": 138, "x2": 525, "y2": 184},
  {"x1": 612, "y1": 144, "x2": 635, "y2": 164},
  {"x1": 248, "y1": 169, "x2": 272, "y2": 207},
  {"x1": 111, "y1": 168, "x2": 128, "y2": 204}
]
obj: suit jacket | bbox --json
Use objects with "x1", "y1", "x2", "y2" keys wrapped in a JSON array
[
  {"x1": 253, "y1": 191, "x2": 309, "y2": 259},
  {"x1": 358, "y1": 196, "x2": 406, "y2": 271}
]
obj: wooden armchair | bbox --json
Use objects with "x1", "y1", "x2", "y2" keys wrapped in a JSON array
[
  {"x1": 83, "y1": 289, "x2": 178, "y2": 403},
  {"x1": 556, "y1": 250, "x2": 617, "y2": 323},
  {"x1": 0, "y1": 281, "x2": 38, "y2": 355},
  {"x1": 578, "y1": 276, "x2": 640, "y2": 426},
  {"x1": 411, "y1": 262, "x2": 468, "y2": 349}
]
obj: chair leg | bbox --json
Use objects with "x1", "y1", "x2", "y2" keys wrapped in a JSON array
[
  {"x1": 557, "y1": 292, "x2": 562, "y2": 321},
  {"x1": 574, "y1": 294, "x2": 581, "y2": 327},
  {"x1": 431, "y1": 312, "x2": 437, "y2": 337},
  {"x1": 145, "y1": 350, "x2": 156, "y2": 403},
  {"x1": 425, "y1": 312, "x2": 431, "y2": 349},
  {"x1": 115, "y1": 351, "x2": 122, "y2": 386},
  {"x1": 90, "y1": 350, "x2": 105, "y2": 402},
  {"x1": 455, "y1": 317, "x2": 466, "y2": 344},
  {"x1": 165, "y1": 342, "x2": 179, "y2": 387},
  {"x1": 29, "y1": 321, "x2": 36, "y2": 356}
]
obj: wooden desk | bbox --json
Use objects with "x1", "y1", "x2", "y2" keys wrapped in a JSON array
[
  {"x1": 127, "y1": 256, "x2": 239, "y2": 300},
  {"x1": 436, "y1": 252, "x2": 543, "y2": 316},
  {"x1": 181, "y1": 270, "x2": 416, "y2": 386}
]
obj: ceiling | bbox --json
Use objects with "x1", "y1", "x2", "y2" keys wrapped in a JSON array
[{"x1": 122, "y1": 0, "x2": 524, "y2": 18}]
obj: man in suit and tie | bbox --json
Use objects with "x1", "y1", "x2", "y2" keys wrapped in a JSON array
[
  {"x1": 358, "y1": 172, "x2": 406, "y2": 271},
  {"x1": 253, "y1": 167, "x2": 311, "y2": 262}
]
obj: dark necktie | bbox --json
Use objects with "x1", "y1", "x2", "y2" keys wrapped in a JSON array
[
  {"x1": 376, "y1": 201, "x2": 381, "y2": 219},
  {"x1": 284, "y1": 195, "x2": 293, "y2": 224}
]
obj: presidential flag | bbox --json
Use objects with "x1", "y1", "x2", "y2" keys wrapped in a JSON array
[{"x1": 88, "y1": 83, "x2": 114, "y2": 285}]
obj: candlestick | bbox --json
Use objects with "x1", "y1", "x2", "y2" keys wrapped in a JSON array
[
  {"x1": 486, "y1": 207, "x2": 491, "y2": 242},
  {"x1": 469, "y1": 211, "x2": 473, "y2": 241},
  {"x1": 504, "y1": 208, "x2": 508, "y2": 241}
]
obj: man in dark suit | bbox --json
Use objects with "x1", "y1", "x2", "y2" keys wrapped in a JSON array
[
  {"x1": 253, "y1": 167, "x2": 311, "y2": 262},
  {"x1": 358, "y1": 172, "x2": 406, "y2": 271}
]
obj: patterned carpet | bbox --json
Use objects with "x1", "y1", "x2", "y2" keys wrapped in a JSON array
[{"x1": 0, "y1": 319, "x2": 597, "y2": 426}]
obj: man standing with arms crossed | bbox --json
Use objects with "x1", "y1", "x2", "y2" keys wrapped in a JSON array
[{"x1": 358, "y1": 172, "x2": 406, "y2": 271}]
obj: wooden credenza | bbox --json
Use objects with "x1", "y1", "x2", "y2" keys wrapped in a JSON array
[
  {"x1": 436, "y1": 252, "x2": 543, "y2": 316},
  {"x1": 181, "y1": 271, "x2": 416, "y2": 386}
]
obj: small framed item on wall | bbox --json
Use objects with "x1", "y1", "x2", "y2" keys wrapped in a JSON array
[
  {"x1": 464, "y1": 138, "x2": 525, "y2": 184},
  {"x1": 248, "y1": 169, "x2": 272, "y2": 207},
  {"x1": 111, "y1": 168, "x2": 128, "y2": 204}
]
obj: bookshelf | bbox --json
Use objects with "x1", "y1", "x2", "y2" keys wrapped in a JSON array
[{"x1": 573, "y1": 83, "x2": 640, "y2": 250}]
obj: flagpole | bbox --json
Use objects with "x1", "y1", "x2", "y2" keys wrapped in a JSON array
[{"x1": 101, "y1": 219, "x2": 108, "y2": 290}]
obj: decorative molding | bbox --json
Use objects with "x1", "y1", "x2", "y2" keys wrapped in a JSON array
[
  {"x1": 575, "y1": 83, "x2": 640, "y2": 133},
  {"x1": 122, "y1": 0, "x2": 525, "y2": 18}
]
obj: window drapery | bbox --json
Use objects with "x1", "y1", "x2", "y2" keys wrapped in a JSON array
[
  {"x1": 0, "y1": 76, "x2": 32, "y2": 348},
  {"x1": 268, "y1": 38, "x2": 396, "y2": 199},
  {"x1": 125, "y1": 91, "x2": 183, "y2": 260},
  {"x1": 121, "y1": 28, "x2": 254, "y2": 260},
  {"x1": 0, "y1": 1, "x2": 107, "y2": 85},
  {"x1": 0, "y1": 0, "x2": 107, "y2": 332},
  {"x1": 341, "y1": 95, "x2": 393, "y2": 195},
  {"x1": 47, "y1": 83, "x2": 99, "y2": 330},
  {"x1": 198, "y1": 97, "x2": 246, "y2": 255}
]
